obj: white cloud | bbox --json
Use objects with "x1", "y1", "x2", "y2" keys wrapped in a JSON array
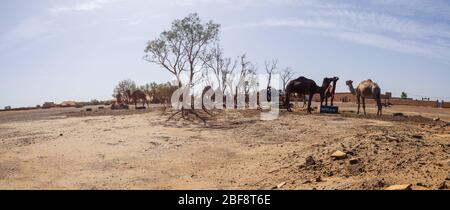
[
  {"x1": 50, "y1": 0, "x2": 114, "y2": 13},
  {"x1": 112, "y1": 13, "x2": 165, "y2": 26},
  {"x1": 224, "y1": 3, "x2": 450, "y2": 61}
]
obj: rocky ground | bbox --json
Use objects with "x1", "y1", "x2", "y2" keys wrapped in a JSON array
[{"x1": 0, "y1": 103, "x2": 449, "y2": 189}]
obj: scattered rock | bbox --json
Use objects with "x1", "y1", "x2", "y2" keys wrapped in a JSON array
[
  {"x1": 416, "y1": 182, "x2": 427, "y2": 187},
  {"x1": 393, "y1": 113, "x2": 404, "y2": 117},
  {"x1": 302, "y1": 180, "x2": 312, "y2": 184},
  {"x1": 433, "y1": 117, "x2": 440, "y2": 122},
  {"x1": 86, "y1": 108, "x2": 93, "y2": 112},
  {"x1": 446, "y1": 173, "x2": 450, "y2": 181},
  {"x1": 98, "y1": 106, "x2": 105, "y2": 110},
  {"x1": 438, "y1": 181, "x2": 448, "y2": 190},
  {"x1": 385, "y1": 184, "x2": 412, "y2": 190},
  {"x1": 331, "y1": 150, "x2": 347, "y2": 160},
  {"x1": 437, "y1": 159, "x2": 450, "y2": 167},
  {"x1": 59, "y1": 133, "x2": 63, "y2": 137},
  {"x1": 315, "y1": 176, "x2": 322, "y2": 182},
  {"x1": 349, "y1": 158, "x2": 359, "y2": 165},
  {"x1": 273, "y1": 182, "x2": 286, "y2": 189},
  {"x1": 412, "y1": 134, "x2": 423, "y2": 139},
  {"x1": 386, "y1": 136, "x2": 399, "y2": 142},
  {"x1": 305, "y1": 156, "x2": 316, "y2": 166}
]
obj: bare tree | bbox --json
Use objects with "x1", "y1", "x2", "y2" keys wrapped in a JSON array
[
  {"x1": 226, "y1": 54, "x2": 258, "y2": 107},
  {"x1": 221, "y1": 58, "x2": 237, "y2": 95},
  {"x1": 202, "y1": 44, "x2": 237, "y2": 95},
  {"x1": 264, "y1": 59, "x2": 278, "y2": 89},
  {"x1": 244, "y1": 62, "x2": 258, "y2": 96},
  {"x1": 280, "y1": 67, "x2": 294, "y2": 92},
  {"x1": 230, "y1": 54, "x2": 252, "y2": 94}
]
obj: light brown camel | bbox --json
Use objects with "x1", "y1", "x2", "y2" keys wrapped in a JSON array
[{"x1": 345, "y1": 79, "x2": 382, "y2": 116}]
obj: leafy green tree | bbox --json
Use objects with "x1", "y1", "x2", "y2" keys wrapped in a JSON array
[
  {"x1": 144, "y1": 13, "x2": 220, "y2": 87},
  {"x1": 401, "y1": 92, "x2": 408, "y2": 99},
  {"x1": 113, "y1": 79, "x2": 137, "y2": 104}
]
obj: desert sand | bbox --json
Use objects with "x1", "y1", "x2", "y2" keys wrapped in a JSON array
[{"x1": 0, "y1": 103, "x2": 449, "y2": 190}]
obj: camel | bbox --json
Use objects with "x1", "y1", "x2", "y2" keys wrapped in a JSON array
[
  {"x1": 127, "y1": 89, "x2": 148, "y2": 108},
  {"x1": 285, "y1": 76, "x2": 334, "y2": 113},
  {"x1": 345, "y1": 80, "x2": 382, "y2": 116},
  {"x1": 324, "y1": 77, "x2": 339, "y2": 106}
]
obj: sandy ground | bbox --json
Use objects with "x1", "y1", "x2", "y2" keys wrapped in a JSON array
[{"x1": 0, "y1": 103, "x2": 449, "y2": 190}]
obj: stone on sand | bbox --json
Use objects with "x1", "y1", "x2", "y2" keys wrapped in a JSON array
[
  {"x1": 273, "y1": 182, "x2": 286, "y2": 189},
  {"x1": 305, "y1": 156, "x2": 316, "y2": 166},
  {"x1": 331, "y1": 150, "x2": 347, "y2": 160},
  {"x1": 438, "y1": 181, "x2": 448, "y2": 190},
  {"x1": 349, "y1": 158, "x2": 359, "y2": 165},
  {"x1": 385, "y1": 184, "x2": 412, "y2": 190}
]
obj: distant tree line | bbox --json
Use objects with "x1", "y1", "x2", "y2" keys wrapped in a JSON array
[{"x1": 113, "y1": 79, "x2": 178, "y2": 104}]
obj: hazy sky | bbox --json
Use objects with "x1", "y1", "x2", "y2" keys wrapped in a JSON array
[{"x1": 1, "y1": 0, "x2": 450, "y2": 108}]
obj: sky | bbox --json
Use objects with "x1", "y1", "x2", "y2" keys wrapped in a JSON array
[{"x1": 1, "y1": 0, "x2": 450, "y2": 108}]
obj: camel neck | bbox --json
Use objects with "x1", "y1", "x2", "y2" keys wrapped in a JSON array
[{"x1": 347, "y1": 85, "x2": 356, "y2": 95}]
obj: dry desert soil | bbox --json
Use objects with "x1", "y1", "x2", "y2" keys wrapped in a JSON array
[{"x1": 0, "y1": 102, "x2": 449, "y2": 190}]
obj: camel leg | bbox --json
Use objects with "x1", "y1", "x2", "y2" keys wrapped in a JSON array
[
  {"x1": 320, "y1": 95, "x2": 324, "y2": 106},
  {"x1": 307, "y1": 93, "x2": 313, "y2": 114},
  {"x1": 376, "y1": 97, "x2": 382, "y2": 116},
  {"x1": 362, "y1": 97, "x2": 366, "y2": 116},
  {"x1": 302, "y1": 95, "x2": 307, "y2": 108},
  {"x1": 331, "y1": 95, "x2": 334, "y2": 106},
  {"x1": 285, "y1": 92, "x2": 292, "y2": 112},
  {"x1": 357, "y1": 95, "x2": 361, "y2": 115}
]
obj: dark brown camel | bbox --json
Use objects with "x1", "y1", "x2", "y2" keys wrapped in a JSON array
[
  {"x1": 324, "y1": 76, "x2": 339, "y2": 106},
  {"x1": 285, "y1": 76, "x2": 334, "y2": 113},
  {"x1": 127, "y1": 89, "x2": 148, "y2": 108}
]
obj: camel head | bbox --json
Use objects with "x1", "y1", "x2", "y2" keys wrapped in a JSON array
[
  {"x1": 322, "y1": 77, "x2": 334, "y2": 87},
  {"x1": 333, "y1": 77, "x2": 339, "y2": 82},
  {"x1": 346, "y1": 80, "x2": 353, "y2": 86}
]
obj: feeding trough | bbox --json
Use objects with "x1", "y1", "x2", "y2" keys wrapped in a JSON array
[{"x1": 319, "y1": 105, "x2": 339, "y2": 114}]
